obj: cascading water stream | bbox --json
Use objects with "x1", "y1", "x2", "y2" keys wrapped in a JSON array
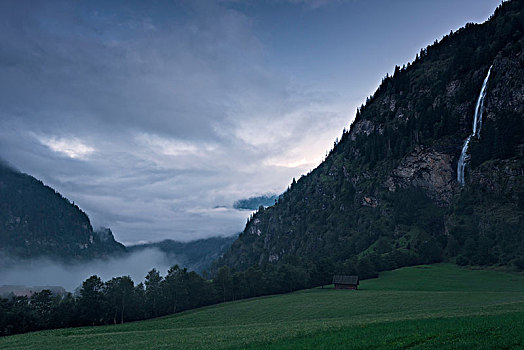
[{"x1": 457, "y1": 65, "x2": 492, "y2": 186}]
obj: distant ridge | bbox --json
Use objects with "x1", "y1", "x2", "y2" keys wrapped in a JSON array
[{"x1": 128, "y1": 235, "x2": 238, "y2": 273}]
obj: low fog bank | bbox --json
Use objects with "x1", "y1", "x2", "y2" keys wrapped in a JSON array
[{"x1": 0, "y1": 249, "x2": 175, "y2": 292}]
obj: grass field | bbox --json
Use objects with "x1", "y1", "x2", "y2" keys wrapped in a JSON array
[{"x1": 2, "y1": 264, "x2": 524, "y2": 349}]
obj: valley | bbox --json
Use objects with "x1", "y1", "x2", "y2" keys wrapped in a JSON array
[
  {"x1": 0, "y1": 1, "x2": 522, "y2": 348},
  {"x1": 1, "y1": 264, "x2": 523, "y2": 349}
]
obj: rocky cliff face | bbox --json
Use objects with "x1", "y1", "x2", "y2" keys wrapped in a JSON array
[
  {"x1": 487, "y1": 52, "x2": 524, "y2": 117},
  {"x1": 385, "y1": 146, "x2": 455, "y2": 203},
  {"x1": 220, "y1": 1, "x2": 524, "y2": 272}
]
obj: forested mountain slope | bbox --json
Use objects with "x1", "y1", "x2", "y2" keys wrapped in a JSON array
[
  {"x1": 220, "y1": 1, "x2": 524, "y2": 275},
  {"x1": 0, "y1": 162, "x2": 125, "y2": 263}
]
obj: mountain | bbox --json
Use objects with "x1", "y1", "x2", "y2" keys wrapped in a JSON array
[
  {"x1": 128, "y1": 235, "x2": 238, "y2": 273},
  {"x1": 0, "y1": 161, "x2": 235, "y2": 271},
  {"x1": 0, "y1": 162, "x2": 126, "y2": 264},
  {"x1": 220, "y1": 1, "x2": 524, "y2": 275}
]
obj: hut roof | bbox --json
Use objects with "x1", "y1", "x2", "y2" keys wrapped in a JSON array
[{"x1": 332, "y1": 275, "x2": 359, "y2": 285}]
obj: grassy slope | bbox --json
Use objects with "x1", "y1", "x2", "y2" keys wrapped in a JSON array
[{"x1": 2, "y1": 264, "x2": 524, "y2": 349}]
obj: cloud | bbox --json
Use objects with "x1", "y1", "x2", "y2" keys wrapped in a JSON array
[
  {"x1": 37, "y1": 135, "x2": 95, "y2": 159},
  {"x1": 135, "y1": 133, "x2": 219, "y2": 160},
  {"x1": 0, "y1": 0, "x2": 502, "y2": 245},
  {"x1": 0, "y1": 0, "x2": 355, "y2": 243}
]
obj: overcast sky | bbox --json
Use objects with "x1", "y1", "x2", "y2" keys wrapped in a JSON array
[{"x1": 0, "y1": 0, "x2": 501, "y2": 244}]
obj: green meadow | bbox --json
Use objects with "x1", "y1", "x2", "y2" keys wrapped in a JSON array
[{"x1": 2, "y1": 264, "x2": 524, "y2": 349}]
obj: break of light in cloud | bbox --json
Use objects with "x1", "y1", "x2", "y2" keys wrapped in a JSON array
[
  {"x1": 0, "y1": 0, "x2": 501, "y2": 243},
  {"x1": 37, "y1": 136, "x2": 95, "y2": 160}
]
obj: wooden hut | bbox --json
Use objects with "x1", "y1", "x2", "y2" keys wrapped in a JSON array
[{"x1": 332, "y1": 275, "x2": 359, "y2": 290}]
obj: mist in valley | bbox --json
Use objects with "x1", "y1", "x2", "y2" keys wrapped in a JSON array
[{"x1": 0, "y1": 249, "x2": 175, "y2": 292}]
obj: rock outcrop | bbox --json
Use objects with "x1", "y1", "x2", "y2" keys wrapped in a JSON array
[{"x1": 386, "y1": 146, "x2": 455, "y2": 203}]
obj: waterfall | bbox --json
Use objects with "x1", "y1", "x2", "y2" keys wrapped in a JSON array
[{"x1": 457, "y1": 66, "x2": 492, "y2": 186}]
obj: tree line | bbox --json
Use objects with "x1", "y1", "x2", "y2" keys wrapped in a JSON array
[{"x1": 0, "y1": 257, "x2": 378, "y2": 337}]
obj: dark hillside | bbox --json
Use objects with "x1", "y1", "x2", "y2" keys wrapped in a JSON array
[
  {"x1": 220, "y1": 1, "x2": 524, "y2": 277},
  {"x1": 0, "y1": 162, "x2": 125, "y2": 263}
]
